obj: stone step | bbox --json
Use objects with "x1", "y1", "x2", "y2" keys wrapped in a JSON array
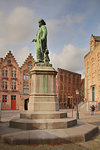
[
  {"x1": 1, "y1": 122, "x2": 98, "y2": 145},
  {"x1": 20, "y1": 111, "x2": 67, "y2": 119},
  {"x1": 9, "y1": 118, "x2": 77, "y2": 130}
]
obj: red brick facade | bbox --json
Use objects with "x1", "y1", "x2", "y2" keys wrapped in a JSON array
[
  {"x1": 0, "y1": 51, "x2": 83, "y2": 110},
  {"x1": 56, "y1": 68, "x2": 81, "y2": 109},
  {"x1": 0, "y1": 51, "x2": 35, "y2": 110}
]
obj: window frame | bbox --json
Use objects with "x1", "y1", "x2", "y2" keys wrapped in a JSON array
[{"x1": 2, "y1": 95, "x2": 7, "y2": 104}]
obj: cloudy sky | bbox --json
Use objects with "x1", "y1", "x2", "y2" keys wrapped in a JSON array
[{"x1": 0, "y1": 0, "x2": 100, "y2": 77}]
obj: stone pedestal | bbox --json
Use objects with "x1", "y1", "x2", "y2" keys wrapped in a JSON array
[{"x1": 28, "y1": 63, "x2": 59, "y2": 111}]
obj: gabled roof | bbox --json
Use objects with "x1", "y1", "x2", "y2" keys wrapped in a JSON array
[
  {"x1": 20, "y1": 53, "x2": 34, "y2": 69},
  {"x1": 3, "y1": 51, "x2": 19, "y2": 67}
]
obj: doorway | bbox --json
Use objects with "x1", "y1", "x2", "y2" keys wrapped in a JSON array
[
  {"x1": 11, "y1": 95, "x2": 16, "y2": 109},
  {"x1": 24, "y1": 99, "x2": 29, "y2": 110}
]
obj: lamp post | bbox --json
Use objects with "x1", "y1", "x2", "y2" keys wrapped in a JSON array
[{"x1": 76, "y1": 89, "x2": 79, "y2": 119}]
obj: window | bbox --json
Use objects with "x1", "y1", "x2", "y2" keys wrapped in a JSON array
[
  {"x1": 11, "y1": 70, "x2": 16, "y2": 78},
  {"x1": 91, "y1": 59, "x2": 95, "y2": 84},
  {"x1": 68, "y1": 75, "x2": 70, "y2": 82},
  {"x1": 23, "y1": 75, "x2": 29, "y2": 81},
  {"x1": 2, "y1": 95, "x2": 7, "y2": 104},
  {"x1": 73, "y1": 84, "x2": 75, "y2": 92},
  {"x1": 8, "y1": 60, "x2": 11, "y2": 64},
  {"x1": 2, "y1": 81, "x2": 7, "y2": 89},
  {"x1": 92, "y1": 86, "x2": 95, "y2": 102},
  {"x1": 60, "y1": 84, "x2": 63, "y2": 90},
  {"x1": 65, "y1": 75, "x2": 67, "y2": 82},
  {"x1": 64, "y1": 94, "x2": 66, "y2": 102},
  {"x1": 68, "y1": 83, "x2": 70, "y2": 91},
  {"x1": 59, "y1": 94, "x2": 62, "y2": 102},
  {"x1": 11, "y1": 95, "x2": 16, "y2": 100},
  {"x1": 73, "y1": 75, "x2": 75, "y2": 84},
  {"x1": 64, "y1": 84, "x2": 66, "y2": 90},
  {"x1": 60, "y1": 75, "x2": 63, "y2": 82},
  {"x1": 23, "y1": 85, "x2": 29, "y2": 94},
  {"x1": 28, "y1": 65, "x2": 32, "y2": 69},
  {"x1": 11, "y1": 82, "x2": 16, "y2": 89},
  {"x1": 2, "y1": 69, "x2": 7, "y2": 77}
]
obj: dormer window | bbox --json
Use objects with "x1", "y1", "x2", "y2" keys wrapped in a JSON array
[
  {"x1": 8, "y1": 59, "x2": 12, "y2": 66},
  {"x1": 28, "y1": 61, "x2": 32, "y2": 69},
  {"x1": 8, "y1": 60, "x2": 11, "y2": 64},
  {"x1": 28, "y1": 65, "x2": 32, "y2": 69}
]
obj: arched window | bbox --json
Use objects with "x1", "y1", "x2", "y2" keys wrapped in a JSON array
[
  {"x1": 11, "y1": 68, "x2": 16, "y2": 78},
  {"x1": 2, "y1": 80, "x2": 7, "y2": 89},
  {"x1": 2, "y1": 68, "x2": 7, "y2": 77},
  {"x1": 91, "y1": 58, "x2": 95, "y2": 84},
  {"x1": 11, "y1": 81, "x2": 16, "y2": 89}
]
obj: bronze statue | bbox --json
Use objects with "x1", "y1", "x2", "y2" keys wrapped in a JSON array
[{"x1": 32, "y1": 19, "x2": 50, "y2": 63}]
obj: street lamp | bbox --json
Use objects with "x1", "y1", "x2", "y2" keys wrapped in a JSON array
[{"x1": 76, "y1": 89, "x2": 79, "y2": 119}]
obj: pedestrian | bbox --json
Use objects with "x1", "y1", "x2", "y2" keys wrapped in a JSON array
[{"x1": 90, "y1": 105, "x2": 95, "y2": 115}]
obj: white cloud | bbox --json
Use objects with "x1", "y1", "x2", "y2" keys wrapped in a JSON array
[
  {"x1": 47, "y1": 19, "x2": 64, "y2": 35},
  {"x1": 65, "y1": 14, "x2": 84, "y2": 27},
  {"x1": 47, "y1": 14, "x2": 85, "y2": 44},
  {"x1": 14, "y1": 47, "x2": 31, "y2": 66},
  {"x1": 50, "y1": 44, "x2": 87, "y2": 74},
  {"x1": 47, "y1": 14, "x2": 84, "y2": 34},
  {"x1": 0, "y1": 7, "x2": 37, "y2": 46},
  {"x1": 6, "y1": 7, "x2": 36, "y2": 44}
]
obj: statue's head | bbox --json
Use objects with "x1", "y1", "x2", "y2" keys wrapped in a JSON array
[{"x1": 38, "y1": 19, "x2": 46, "y2": 27}]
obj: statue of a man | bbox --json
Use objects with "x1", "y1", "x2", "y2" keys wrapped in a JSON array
[{"x1": 32, "y1": 19, "x2": 49, "y2": 63}]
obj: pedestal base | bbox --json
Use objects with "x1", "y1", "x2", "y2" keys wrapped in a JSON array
[
  {"x1": 28, "y1": 95, "x2": 59, "y2": 111},
  {"x1": 28, "y1": 64, "x2": 59, "y2": 111}
]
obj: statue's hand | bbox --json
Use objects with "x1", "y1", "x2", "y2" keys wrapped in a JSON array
[{"x1": 32, "y1": 39, "x2": 36, "y2": 42}]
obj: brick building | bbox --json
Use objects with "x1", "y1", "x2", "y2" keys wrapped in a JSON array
[
  {"x1": 0, "y1": 51, "x2": 35, "y2": 110},
  {"x1": 84, "y1": 34, "x2": 100, "y2": 109},
  {"x1": 0, "y1": 51, "x2": 83, "y2": 110},
  {"x1": 56, "y1": 68, "x2": 81, "y2": 109}
]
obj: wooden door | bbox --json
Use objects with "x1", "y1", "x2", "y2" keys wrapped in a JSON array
[{"x1": 11, "y1": 95, "x2": 16, "y2": 109}]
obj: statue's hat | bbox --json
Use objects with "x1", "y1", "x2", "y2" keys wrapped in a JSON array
[{"x1": 38, "y1": 19, "x2": 46, "y2": 25}]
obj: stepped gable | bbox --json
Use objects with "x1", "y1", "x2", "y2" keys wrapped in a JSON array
[
  {"x1": 3, "y1": 50, "x2": 19, "y2": 67},
  {"x1": 20, "y1": 53, "x2": 34, "y2": 69}
]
